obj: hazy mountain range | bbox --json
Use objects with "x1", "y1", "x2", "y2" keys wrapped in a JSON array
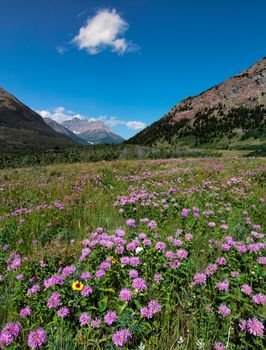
[
  {"x1": 43, "y1": 118, "x2": 88, "y2": 145},
  {"x1": 61, "y1": 118, "x2": 124, "y2": 144},
  {"x1": 0, "y1": 87, "x2": 124, "y2": 149}
]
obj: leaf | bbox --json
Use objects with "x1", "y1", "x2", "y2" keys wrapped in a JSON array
[{"x1": 97, "y1": 296, "x2": 108, "y2": 313}]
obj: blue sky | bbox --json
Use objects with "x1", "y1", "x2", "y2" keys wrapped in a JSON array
[{"x1": 0, "y1": 0, "x2": 265, "y2": 139}]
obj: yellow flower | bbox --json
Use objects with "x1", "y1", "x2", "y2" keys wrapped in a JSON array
[
  {"x1": 72, "y1": 280, "x2": 84, "y2": 291},
  {"x1": 110, "y1": 256, "x2": 117, "y2": 264}
]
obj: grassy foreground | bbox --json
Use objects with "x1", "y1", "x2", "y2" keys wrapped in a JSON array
[{"x1": 0, "y1": 158, "x2": 265, "y2": 349}]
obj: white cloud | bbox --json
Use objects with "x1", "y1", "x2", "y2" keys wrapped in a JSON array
[
  {"x1": 36, "y1": 107, "x2": 85, "y2": 123},
  {"x1": 36, "y1": 107, "x2": 146, "y2": 131},
  {"x1": 73, "y1": 8, "x2": 138, "y2": 55},
  {"x1": 126, "y1": 121, "x2": 146, "y2": 130},
  {"x1": 37, "y1": 110, "x2": 52, "y2": 119},
  {"x1": 105, "y1": 117, "x2": 146, "y2": 130},
  {"x1": 105, "y1": 117, "x2": 125, "y2": 127}
]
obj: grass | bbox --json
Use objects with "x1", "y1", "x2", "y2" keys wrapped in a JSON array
[{"x1": 0, "y1": 158, "x2": 265, "y2": 349}]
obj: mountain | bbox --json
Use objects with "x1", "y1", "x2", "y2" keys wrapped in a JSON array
[
  {"x1": 43, "y1": 117, "x2": 88, "y2": 145},
  {"x1": 62, "y1": 117, "x2": 124, "y2": 144},
  {"x1": 0, "y1": 88, "x2": 76, "y2": 150},
  {"x1": 127, "y1": 58, "x2": 266, "y2": 149}
]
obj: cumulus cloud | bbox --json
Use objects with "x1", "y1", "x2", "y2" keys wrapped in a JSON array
[
  {"x1": 36, "y1": 107, "x2": 145, "y2": 131},
  {"x1": 73, "y1": 8, "x2": 138, "y2": 55},
  {"x1": 36, "y1": 107, "x2": 86, "y2": 123},
  {"x1": 105, "y1": 118, "x2": 146, "y2": 130},
  {"x1": 126, "y1": 121, "x2": 146, "y2": 130}
]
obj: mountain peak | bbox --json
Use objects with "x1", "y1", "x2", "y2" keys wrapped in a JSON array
[
  {"x1": 61, "y1": 117, "x2": 124, "y2": 144},
  {"x1": 127, "y1": 58, "x2": 266, "y2": 148}
]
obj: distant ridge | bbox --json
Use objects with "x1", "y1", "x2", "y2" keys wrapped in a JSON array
[
  {"x1": 43, "y1": 117, "x2": 88, "y2": 145},
  {"x1": 0, "y1": 88, "x2": 76, "y2": 149},
  {"x1": 127, "y1": 58, "x2": 266, "y2": 149},
  {"x1": 62, "y1": 117, "x2": 124, "y2": 144}
]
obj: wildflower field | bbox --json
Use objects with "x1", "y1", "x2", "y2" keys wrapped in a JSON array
[{"x1": 0, "y1": 158, "x2": 265, "y2": 349}]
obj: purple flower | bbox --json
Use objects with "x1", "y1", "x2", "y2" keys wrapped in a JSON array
[
  {"x1": 214, "y1": 342, "x2": 226, "y2": 350},
  {"x1": 192, "y1": 273, "x2": 206, "y2": 285},
  {"x1": 185, "y1": 233, "x2": 193, "y2": 241},
  {"x1": 27, "y1": 284, "x2": 40, "y2": 295},
  {"x1": 2, "y1": 244, "x2": 9, "y2": 251},
  {"x1": 27, "y1": 329, "x2": 46, "y2": 349},
  {"x1": 143, "y1": 239, "x2": 152, "y2": 246},
  {"x1": 7, "y1": 257, "x2": 21, "y2": 271},
  {"x1": 127, "y1": 240, "x2": 140, "y2": 251},
  {"x1": 237, "y1": 245, "x2": 247, "y2": 253},
  {"x1": 247, "y1": 318, "x2": 264, "y2": 336},
  {"x1": 0, "y1": 322, "x2": 20, "y2": 347},
  {"x1": 173, "y1": 239, "x2": 182, "y2": 247},
  {"x1": 155, "y1": 242, "x2": 166, "y2": 251},
  {"x1": 79, "y1": 312, "x2": 90, "y2": 326},
  {"x1": 16, "y1": 273, "x2": 24, "y2": 281},
  {"x1": 20, "y1": 306, "x2": 31, "y2": 318},
  {"x1": 215, "y1": 279, "x2": 229, "y2": 292},
  {"x1": 81, "y1": 285, "x2": 93, "y2": 297},
  {"x1": 205, "y1": 264, "x2": 218, "y2": 276},
  {"x1": 241, "y1": 284, "x2": 252, "y2": 295},
  {"x1": 148, "y1": 220, "x2": 157, "y2": 229},
  {"x1": 100, "y1": 262, "x2": 111, "y2": 270},
  {"x1": 57, "y1": 307, "x2": 69, "y2": 318},
  {"x1": 129, "y1": 269, "x2": 139, "y2": 278},
  {"x1": 230, "y1": 271, "x2": 240, "y2": 278},
  {"x1": 216, "y1": 257, "x2": 227, "y2": 265},
  {"x1": 104, "y1": 311, "x2": 117, "y2": 326},
  {"x1": 252, "y1": 293, "x2": 266, "y2": 305},
  {"x1": 129, "y1": 257, "x2": 141, "y2": 266},
  {"x1": 44, "y1": 274, "x2": 64, "y2": 289},
  {"x1": 140, "y1": 306, "x2": 153, "y2": 319},
  {"x1": 120, "y1": 256, "x2": 130, "y2": 265},
  {"x1": 132, "y1": 277, "x2": 147, "y2": 291},
  {"x1": 176, "y1": 249, "x2": 188, "y2": 260},
  {"x1": 61, "y1": 266, "x2": 76, "y2": 277},
  {"x1": 95, "y1": 269, "x2": 105, "y2": 278},
  {"x1": 126, "y1": 219, "x2": 136, "y2": 228},
  {"x1": 154, "y1": 273, "x2": 163, "y2": 282},
  {"x1": 206, "y1": 305, "x2": 212, "y2": 313},
  {"x1": 119, "y1": 288, "x2": 132, "y2": 301},
  {"x1": 116, "y1": 245, "x2": 124, "y2": 254},
  {"x1": 90, "y1": 318, "x2": 101, "y2": 329},
  {"x1": 181, "y1": 208, "x2": 189, "y2": 218},
  {"x1": 112, "y1": 328, "x2": 132, "y2": 347},
  {"x1": 257, "y1": 257, "x2": 266, "y2": 265},
  {"x1": 47, "y1": 292, "x2": 61, "y2": 308},
  {"x1": 239, "y1": 319, "x2": 247, "y2": 331},
  {"x1": 218, "y1": 304, "x2": 230, "y2": 317},
  {"x1": 79, "y1": 248, "x2": 91, "y2": 261},
  {"x1": 148, "y1": 300, "x2": 161, "y2": 313},
  {"x1": 80, "y1": 271, "x2": 91, "y2": 280},
  {"x1": 165, "y1": 251, "x2": 175, "y2": 259}
]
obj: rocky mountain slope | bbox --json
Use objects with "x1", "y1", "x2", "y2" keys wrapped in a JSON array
[
  {"x1": 0, "y1": 88, "x2": 76, "y2": 149},
  {"x1": 62, "y1": 117, "x2": 124, "y2": 144},
  {"x1": 127, "y1": 58, "x2": 266, "y2": 149},
  {"x1": 43, "y1": 117, "x2": 88, "y2": 145}
]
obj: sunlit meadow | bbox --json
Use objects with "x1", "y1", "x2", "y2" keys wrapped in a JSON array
[{"x1": 0, "y1": 158, "x2": 265, "y2": 349}]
